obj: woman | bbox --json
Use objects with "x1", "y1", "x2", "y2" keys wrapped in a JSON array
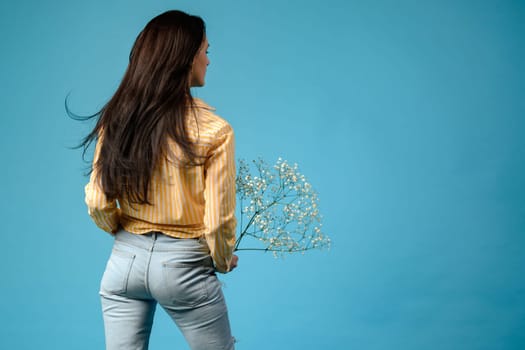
[{"x1": 80, "y1": 10, "x2": 237, "y2": 350}]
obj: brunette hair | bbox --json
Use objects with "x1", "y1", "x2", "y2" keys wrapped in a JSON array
[{"x1": 68, "y1": 10, "x2": 206, "y2": 204}]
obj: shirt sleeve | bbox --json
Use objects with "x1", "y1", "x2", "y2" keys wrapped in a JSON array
[
  {"x1": 84, "y1": 138, "x2": 120, "y2": 234},
  {"x1": 203, "y1": 124, "x2": 237, "y2": 273}
]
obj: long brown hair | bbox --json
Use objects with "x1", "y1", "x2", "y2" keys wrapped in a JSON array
[{"x1": 69, "y1": 10, "x2": 206, "y2": 204}]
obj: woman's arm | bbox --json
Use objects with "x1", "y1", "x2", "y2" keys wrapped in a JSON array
[
  {"x1": 204, "y1": 124, "x2": 237, "y2": 273},
  {"x1": 84, "y1": 138, "x2": 120, "y2": 234}
]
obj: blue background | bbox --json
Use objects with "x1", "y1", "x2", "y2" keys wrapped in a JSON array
[{"x1": 1, "y1": 0, "x2": 524, "y2": 349}]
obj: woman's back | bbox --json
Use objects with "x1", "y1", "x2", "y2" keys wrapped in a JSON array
[{"x1": 86, "y1": 98, "x2": 237, "y2": 272}]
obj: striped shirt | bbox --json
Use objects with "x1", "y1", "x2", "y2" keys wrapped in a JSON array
[{"x1": 84, "y1": 98, "x2": 237, "y2": 273}]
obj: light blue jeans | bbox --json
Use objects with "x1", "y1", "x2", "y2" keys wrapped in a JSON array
[{"x1": 99, "y1": 230, "x2": 235, "y2": 350}]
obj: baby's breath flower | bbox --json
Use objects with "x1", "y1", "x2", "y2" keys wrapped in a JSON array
[{"x1": 235, "y1": 158, "x2": 330, "y2": 256}]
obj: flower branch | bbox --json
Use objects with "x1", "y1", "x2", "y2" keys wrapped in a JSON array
[{"x1": 235, "y1": 158, "x2": 330, "y2": 257}]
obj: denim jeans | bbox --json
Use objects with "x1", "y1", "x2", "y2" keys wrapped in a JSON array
[{"x1": 99, "y1": 230, "x2": 235, "y2": 350}]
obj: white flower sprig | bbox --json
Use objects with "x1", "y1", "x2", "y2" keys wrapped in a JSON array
[{"x1": 235, "y1": 158, "x2": 330, "y2": 256}]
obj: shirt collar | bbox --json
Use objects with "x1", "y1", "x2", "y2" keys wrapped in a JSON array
[{"x1": 192, "y1": 98, "x2": 216, "y2": 111}]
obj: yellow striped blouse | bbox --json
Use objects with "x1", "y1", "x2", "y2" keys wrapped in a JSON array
[{"x1": 84, "y1": 98, "x2": 237, "y2": 273}]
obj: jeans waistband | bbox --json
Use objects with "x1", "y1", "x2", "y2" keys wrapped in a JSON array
[{"x1": 114, "y1": 230, "x2": 208, "y2": 253}]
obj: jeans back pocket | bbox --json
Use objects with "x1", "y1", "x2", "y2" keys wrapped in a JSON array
[
  {"x1": 100, "y1": 248, "x2": 136, "y2": 295},
  {"x1": 161, "y1": 261, "x2": 210, "y2": 308}
]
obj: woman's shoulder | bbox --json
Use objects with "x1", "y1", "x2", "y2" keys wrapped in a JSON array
[{"x1": 191, "y1": 98, "x2": 233, "y2": 138}]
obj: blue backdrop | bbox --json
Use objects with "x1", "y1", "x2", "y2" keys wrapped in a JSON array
[{"x1": 1, "y1": 0, "x2": 524, "y2": 349}]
